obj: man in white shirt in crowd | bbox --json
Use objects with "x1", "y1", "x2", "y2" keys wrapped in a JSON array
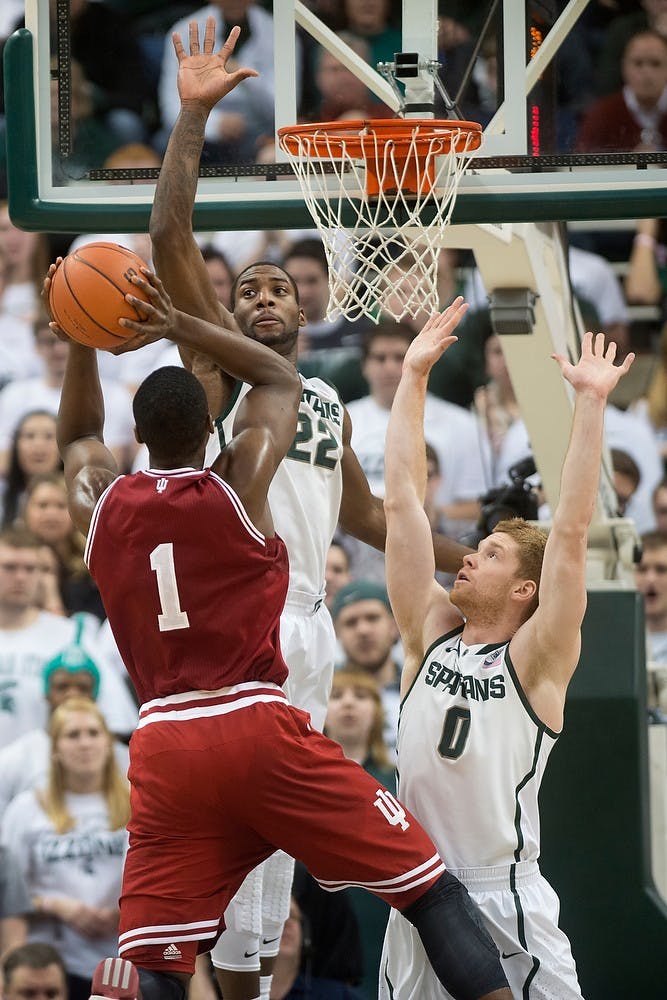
[
  {"x1": 0, "y1": 316, "x2": 136, "y2": 476},
  {"x1": 344, "y1": 322, "x2": 486, "y2": 580},
  {"x1": 0, "y1": 526, "x2": 137, "y2": 750}
]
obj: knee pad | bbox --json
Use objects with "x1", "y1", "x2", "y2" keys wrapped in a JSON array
[
  {"x1": 137, "y1": 968, "x2": 186, "y2": 1000},
  {"x1": 259, "y1": 918, "x2": 284, "y2": 959},
  {"x1": 261, "y1": 851, "x2": 294, "y2": 927},
  {"x1": 402, "y1": 871, "x2": 509, "y2": 1000},
  {"x1": 210, "y1": 927, "x2": 261, "y2": 972}
]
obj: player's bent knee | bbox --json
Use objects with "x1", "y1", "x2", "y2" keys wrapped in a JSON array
[
  {"x1": 137, "y1": 968, "x2": 187, "y2": 1000},
  {"x1": 402, "y1": 872, "x2": 510, "y2": 1000},
  {"x1": 210, "y1": 928, "x2": 262, "y2": 971}
]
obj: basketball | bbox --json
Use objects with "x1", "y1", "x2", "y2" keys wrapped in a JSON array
[{"x1": 48, "y1": 242, "x2": 151, "y2": 350}]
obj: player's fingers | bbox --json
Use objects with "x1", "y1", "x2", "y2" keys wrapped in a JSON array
[
  {"x1": 594, "y1": 331, "x2": 606, "y2": 356},
  {"x1": 605, "y1": 340, "x2": 617, "y2": 363},
  {"x1": 124, "y1": 293, "x2": 154, "y2": 317},
  {"x1": 48, "y1": 321, "x2": 69, "y2": 343},
  {"x1": 172, "y1": 31, "x2": 185, "y2": 62},
  {"x1": 620, "y1": 351, "x2": 636, "y2": 373},
  {"x1": 189, "y1": 20, "x2": 200, "y2": 57},
  {"x1": 108, "y1": 333, "x2": 148, "y2": 355},
  {"x1": 229, "y1": 68, "x2": 260, "y2": 85},
  {"x1": 580, "y1": 330, "x2": 593, "y2": 355},
  {"x1": 438, "y1": 335, "x2": 458, "y2": 350},
  {"x1": 129, "y1": 272, "x2": 162, "y2": 303},
  {"x1": 220, "y1": 25, "x2": 241, "y2": 57},
  {"x1": 203, "y1": 15, "x2": 216, "y2": 53}
]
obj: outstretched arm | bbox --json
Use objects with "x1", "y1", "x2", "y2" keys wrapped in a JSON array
[
  {"x1": 512, "y1": 332, "x2": 635, "y2": 708},
  {"x1": 150, "y1": 19, "x2": 258, "y2": 413},
  {"x1": 383, "y1": 301, "x2": 470, "y2": 692}
]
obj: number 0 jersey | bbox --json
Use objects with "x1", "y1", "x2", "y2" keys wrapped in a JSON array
[
  {"x1": 85, "y1": 468, "x2": 289, "y2": 704},
  {"x1": 398, "y1": 626, "x2": 560, "y2": 870},
  {"x1": 214, "y1": 375, "x2": 344, "y2": 601}
]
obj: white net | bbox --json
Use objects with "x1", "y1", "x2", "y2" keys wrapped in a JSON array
[{"x1": 278, "y1": 119, "x2": 481, "y2": 323}]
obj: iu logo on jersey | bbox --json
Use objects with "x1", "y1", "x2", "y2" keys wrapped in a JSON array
[
  {"x1": 373, "y1": 788, "x2": 410, "y2": 831},
  {"x1": 156, "y1": 477, "x2": 168, "y2": 494}
]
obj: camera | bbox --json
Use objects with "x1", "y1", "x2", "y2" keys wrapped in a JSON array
[{"x1": 460, "y1": 458, "x2": 540, "y2": 548}]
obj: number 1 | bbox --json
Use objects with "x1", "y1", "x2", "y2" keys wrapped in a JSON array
[{"x1": 150, "y1": 543, "x2": 190, "y2": 632}]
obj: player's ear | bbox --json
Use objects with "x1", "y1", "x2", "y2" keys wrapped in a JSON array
[
  {"x1": 133, "y1": 425, "x2": 144, "y2": 445},
  {"x1": 512, "y1": 578, "x2": 536, "y2": 604},
  {"x1": 298, "y1": 307, "x2": 307, "y2": 328}
]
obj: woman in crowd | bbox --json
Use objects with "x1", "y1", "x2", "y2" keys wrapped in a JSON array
[
  {"x1": 324, "y1": 669, "x2": 395, "y2": 999},
  {"x1": 0, "y1": 698, "x2": 129, "y2": 1000},
  {"x1": 21, "y1": 472, "x2": 105, "y2": 620},
  {"x1": 0, "y1": 410, "x2": 61, "y2": 529}
]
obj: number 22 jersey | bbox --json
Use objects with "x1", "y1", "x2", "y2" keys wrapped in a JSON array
[{"x1": 85, "y1": 468, "x2": 289, "y2": 705}]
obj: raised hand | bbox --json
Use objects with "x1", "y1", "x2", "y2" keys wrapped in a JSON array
[
  {"x1": 401, "y1": 297, "x2": 469, "y2": 378},
  {"x1": 552, "y1": 331, "x2": 634, "y2": 399},
  {"x1": 173, "y1": 17, "x2": 259, "y2": 110}
]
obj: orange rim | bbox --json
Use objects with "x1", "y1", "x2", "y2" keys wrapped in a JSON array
[{"x1": 278, "y1": 119, "x2": 482, "y2": 196}]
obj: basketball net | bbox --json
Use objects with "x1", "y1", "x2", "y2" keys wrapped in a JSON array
[{"x1": 277, "y1": 119, "x2": 482, "y2": 323}]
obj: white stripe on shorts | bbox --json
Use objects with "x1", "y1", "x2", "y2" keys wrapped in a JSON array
[{"x1": 317, "y1": 853, "x2": 445, "y2": 894}]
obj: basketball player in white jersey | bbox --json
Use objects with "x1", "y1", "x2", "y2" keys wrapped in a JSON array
[
  {"x1": 380, "y1": 304, "x2": 634, "y2": 999},
  {"x1": 149, "y1": 20, "x2": 471, "y2": 1000}
]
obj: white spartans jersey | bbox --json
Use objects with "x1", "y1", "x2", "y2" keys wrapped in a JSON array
[
  {"x1": 214, "y1": 375, "x2": 344, "y2": 601},
  {"x1": 0, "y1": 613, "x2": 89, "y2": 749},
  {"x1": 1, "y1": 788, "x2": 129, "y2": 978},
  {"x1": 398, "y1": 626, "x2": 559, "y2": 870},
  {"x1": 0, "y1": 612, "x2": 138, "y2": 749}
]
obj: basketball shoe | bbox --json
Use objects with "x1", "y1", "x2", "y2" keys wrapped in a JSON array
[{"x1": 89, "y1": 958, "x2": 141, "y2": 999}]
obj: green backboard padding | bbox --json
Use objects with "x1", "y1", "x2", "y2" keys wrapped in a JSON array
[{"x1": 540, "y1": 589, "x2": 666, "y2": 998}]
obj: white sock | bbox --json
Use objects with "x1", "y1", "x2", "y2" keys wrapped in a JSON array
[{"x1": 259, "y1": 974, "x2": 272, "y2": 999}]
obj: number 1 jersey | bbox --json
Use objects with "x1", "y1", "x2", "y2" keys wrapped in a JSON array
[{"x1": 85, "y1": 468, "x2": 289, "y2": 704}]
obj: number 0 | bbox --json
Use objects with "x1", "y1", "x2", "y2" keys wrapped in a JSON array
[
  {"x1": 150, "y1": 543, "x2": 190, "y2": 632},
  {"x1": 438, "y1": 706, "x2": 471, "y2": 760}
]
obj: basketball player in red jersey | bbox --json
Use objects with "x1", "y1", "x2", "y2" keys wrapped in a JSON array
[{"x1": 49, "y1": 265, "x2": 510, "y2": 1000}]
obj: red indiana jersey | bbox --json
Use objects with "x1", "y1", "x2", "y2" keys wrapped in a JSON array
[{"x1": 85, "y1": 468, "x2": 289, "y2": 704}]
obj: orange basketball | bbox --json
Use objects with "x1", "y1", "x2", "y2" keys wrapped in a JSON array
[{"x1": 48, "y1": 242, "x2": 151, "y2": 350}]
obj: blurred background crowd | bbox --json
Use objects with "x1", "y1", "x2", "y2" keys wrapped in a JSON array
[{"x1": 1, "y1": 2, "x2": 667, "y2": 999}]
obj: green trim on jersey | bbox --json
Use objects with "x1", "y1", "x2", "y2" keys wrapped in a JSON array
[
  {"x1": 508, "y1": 862, "x2": 542, "y2": 997},
  {"x1": 505, "y1": 648, "x2": 561, "y2": 739},
  {"x1": 399, "y1": 625, "x2": 464, "y2": 711},
  {"x1": 513, "y1": 730, "x2": 544, "y2": 862},
  {"x1": 399, "y1": 628, "x2": 510, "y2": 712},
  {"x1": 214, "y1": 380, "x2": 245, "y2": 449}
]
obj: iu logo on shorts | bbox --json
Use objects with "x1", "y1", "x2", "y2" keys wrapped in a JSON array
[{"x1": 373, "y1": 788, "x2": 410, "y2": 831}]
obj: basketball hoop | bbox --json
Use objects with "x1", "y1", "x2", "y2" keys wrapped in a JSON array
[{"x1": 277, "y1": 118, "x2": 482, "y2": 323}]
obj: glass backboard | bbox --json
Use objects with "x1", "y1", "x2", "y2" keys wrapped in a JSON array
[{"x1": 4, "y1": 0, "x2": 667, "y2": 232}]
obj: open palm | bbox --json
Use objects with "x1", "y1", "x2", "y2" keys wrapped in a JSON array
[
  {"x1": 402, "y1": 297, "x2": 468, "y2": 378},
  {"x1": 174, "y1": 17, "x2": 258, "y2": 109},
  {"x1": 552, "y1": 331, "x2": 634, "y2": 398}
]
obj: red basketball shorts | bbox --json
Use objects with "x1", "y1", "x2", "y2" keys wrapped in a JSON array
[{"x1": 118, "y1": 682, "x2": 444, "y2": 974}]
